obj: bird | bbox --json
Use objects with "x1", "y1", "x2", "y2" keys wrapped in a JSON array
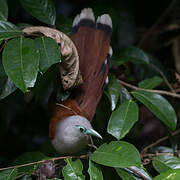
[{"x1": 49, "y1": 8, "x2": 112, "y2": 155}]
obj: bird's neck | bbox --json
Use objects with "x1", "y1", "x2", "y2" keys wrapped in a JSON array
[{"x1": 49, "y1": 98, "x2": 89, "y2": 140}]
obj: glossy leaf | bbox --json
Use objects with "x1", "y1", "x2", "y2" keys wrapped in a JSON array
[
  {"x1": 19, "y1": 0, "x2": 56, "y2": 25},
  {"x1": 0, "y1": 168, "x2": 17, "y2": 180},
  {"x1": 34, "y1": 37, "x2": 61, "y2": 73},
  {"x1": 88, "y1": 160, "x2": 103, "y2": 180},
  {"x1": 151, "y1": 146, "x2": 174, "y2": 153},
  {"x1": 116, "y1": 168, "x2": 141, "y2": 180},
  {"x1": 131, "y1": 91, "x2": 177, "y2": 131},
  {"x1": 133, "y1": 55, "x2": 165, "y2": 81},
  {"x1": 33, "y1": 69, "x2": 54, "y2": 107},
  {"x1": 91, "y1": 141, "x2": 141, "y2": 168},
  {"x1": 12, "y1": 151, "x2": 48, "y2": 176},
  {"x1": 62, "y1": 158, "x2": 85, "y2": 180},
  {"x1": 138, "y1": 76, "x2": 163, "y2": 89},
  {"x1": 2, "y1": 37, "x2": 39, "y2": 92},
  {"x1": 0, "y1": 0, "x2": 8, "y2": 21},
  {"x1": 153, "y1": 169, "x2": 180, "y2": 180},
  {"x1": 113, "y1": 47, "x2": 149, "y2": 66},
  {"x1": 21, "y1": 176, "x2": 33, "y2": 180},
  {"x1": 116, "y1": 167, "x2": 152, "y2": 180},
  {"x1": 119, "y1": 87, "x2": 131, "y2": 103},
  {"x1": 0, "y1": 21, "x2": 23, "y2": 39},
  {"x1": 108, "y1": 100, "x2": 139, "y2": 140},
  {"x1": 152, "y1": 154, "x2": 180, "y2": 173},
  {"x1": 22, "y1": 176, "x2": 33, "y2": 180},
  {"x1": 105, "y1": 74, "x2": 122, "y2": 110},
  {"x1": 0, "y1": 61, "x2": 17, "y2": 99}
]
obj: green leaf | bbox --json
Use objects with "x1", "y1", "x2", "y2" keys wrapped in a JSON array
[
  {"x1": 19, "y1": 0, "x2": 56, "y2": 25},
  {"x1": 153, "y1": 169, "x2": 180, "y2": 180},
  {"x1": 56, "y1": 16, "x2": 73, "y2": 36},
  {"x1": 113, "y1": 47, "x2": 149, "y2": 66},
  {"x1": 12, "y1": 151, "x2": 49, "y2": 176},
  {"x1": 116, "y1": 167, "x2": 152, "y2": 180},
  {"x1": 150, "y1": 146, "x2": 174, "y2": 153},
  {"x1": 138, "y1": 76, "x2": 163, "y2": 89},
  {"x1": 0, "y1": 61, "x2": 17, "y2": 99},
  {"x1": 91, "y1": 141, "x2": 141, "y2": 168},
  {"x1": 116, "y1": 168, "x2": 141, "y2": 180},
  {"x1": 131, "y1": 91, "x2": 177, "y2": 131},
  {"x1": 34, "y1": 37, "x2": 61, "y2": 73},
  {"x1": 0, "y1": 168, "x2": 17, "y2": 180},
  {"x1": 0, "y1": 0, "x2": 8, "y2": 21},
  {"x1": 0, "y1": 21, "x2": 23, "y2": 39},
  {"x1": 108, "y1": 100, "x2": 139, "y2": 140},
  {"x1": 62, "y1": 158, "x2": 85, "y2": 180},
  {"x1": 2, "y1": 37, "x2": 39, "y2": 93},
  {"x1": 88, "y1": 160, "x2": 103, "y2": 180},
  {"x1": 33, "y1": 69, "x2": 54, "y2": 107},
  {"x1": 21, "y1": 176, "x2": 33, "y2": 180},
  {"x1": 105, "y1": 74, "x2": 122, "y2": 110},
  {"x1": 152, "y1": 155, "x2": 180, "y2": 173},
  {"x1": 119, "y1": 87, "x2": 131, "y2": 103}
]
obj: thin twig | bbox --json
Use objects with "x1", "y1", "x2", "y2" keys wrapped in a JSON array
[
  {"x1": 175, "y1": 88, "x2": 180, "y2": 93},
  {"x1": 0, "y1": 40, "x2": 7, "y2": 53},
  {"x1": 141, "y1": 152, "x2": 174, "y2": 158},
  {"x1": 138, "y1": 0, "x2": 177, "y2": 47},
  {"x1": 141, "y1": 152, "x2": 175, "y2": 165},
  {"x1": 141, "y1": 129, "x2": 180, "y2": 154},
  {"x1": 0, "y1": 155, "x2": 87, "y2": 172},
  {"x1": 88, "y1": 136, "x2": 98, "y2": 150},
  {"x1": 150, "y1": 63, "x2": 175, "y2": 93},
  {"x1": 117, "y1": 79, "x2": 180, "y2": 98},
  {"x1": 56, "y1": 103, "x2": 77, "y2": 115}
]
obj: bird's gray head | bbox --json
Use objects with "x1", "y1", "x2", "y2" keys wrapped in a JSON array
[{"x1": 51, "y1": 115, "x2": 102, "y2": 155}]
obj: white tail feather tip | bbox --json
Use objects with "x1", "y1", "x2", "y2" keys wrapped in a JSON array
[
  {"x1": 80, "y1": 8, "x2": 95, "y2": 22},
  {"x1": 97, "y1": 14, "x2": 112, "y2": 28},
  {"x1": 73, "y1": 14, "x2": 80, "y2": 27}
]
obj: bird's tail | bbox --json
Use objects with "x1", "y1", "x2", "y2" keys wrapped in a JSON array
[{"x1": 71, "y1": 8, "x2": 112, "y2": 121}]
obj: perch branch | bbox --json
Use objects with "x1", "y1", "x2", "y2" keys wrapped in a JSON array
[
  {"x1": 0, "y1": 155, "x2": 88, "y2": 172},
  {"x1": 149, "y1": 63, "x2": 175, "y2": 93},
  {"x1": 141, "y1": 128, "x2": 180, "y2": 154},
  {"x1": 117, "y1": 79, "x2": 180, "y2": 99}
]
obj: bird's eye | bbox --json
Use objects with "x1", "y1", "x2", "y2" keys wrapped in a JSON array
[
  {"x1": 79, "y1": 127, "x2": 84, "y2": 132},
  {"x1": 76, "y1": 125, "x2": 86, "y2": 133}
]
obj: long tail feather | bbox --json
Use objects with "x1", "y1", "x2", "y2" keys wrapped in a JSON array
[{"x1": 71, "y1": 8, "x2": 112, "y2": 121}]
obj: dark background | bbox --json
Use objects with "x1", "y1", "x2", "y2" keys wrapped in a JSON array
[{"x1": 0, "y1": 0, "x2": 178, "y2": 174}]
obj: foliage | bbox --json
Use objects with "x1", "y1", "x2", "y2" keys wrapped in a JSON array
[{"x1": 0, "y1": 0, "x2": 180, "y2": 179}]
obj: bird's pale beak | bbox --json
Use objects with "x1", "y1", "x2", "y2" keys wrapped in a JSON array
[{"x1": 86, "y1": 129, "x2": 103, "y2": 139}]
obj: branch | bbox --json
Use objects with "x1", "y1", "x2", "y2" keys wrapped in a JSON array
[
  {"x1": 141, "y1": 128, "x2": 180, "y2": 154},
  {"x1": 149, "y1": 63, "x2": 175, "y2": 93},
  {"x1": 0, "y1": 155, "x2": 87, "y2": 172},
  {"x1": 138, "y1": 0, "x2": 177, "y2": 47},
  {"x1": 117, "y1": 79, "x2": 180, "y2": 99}
]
